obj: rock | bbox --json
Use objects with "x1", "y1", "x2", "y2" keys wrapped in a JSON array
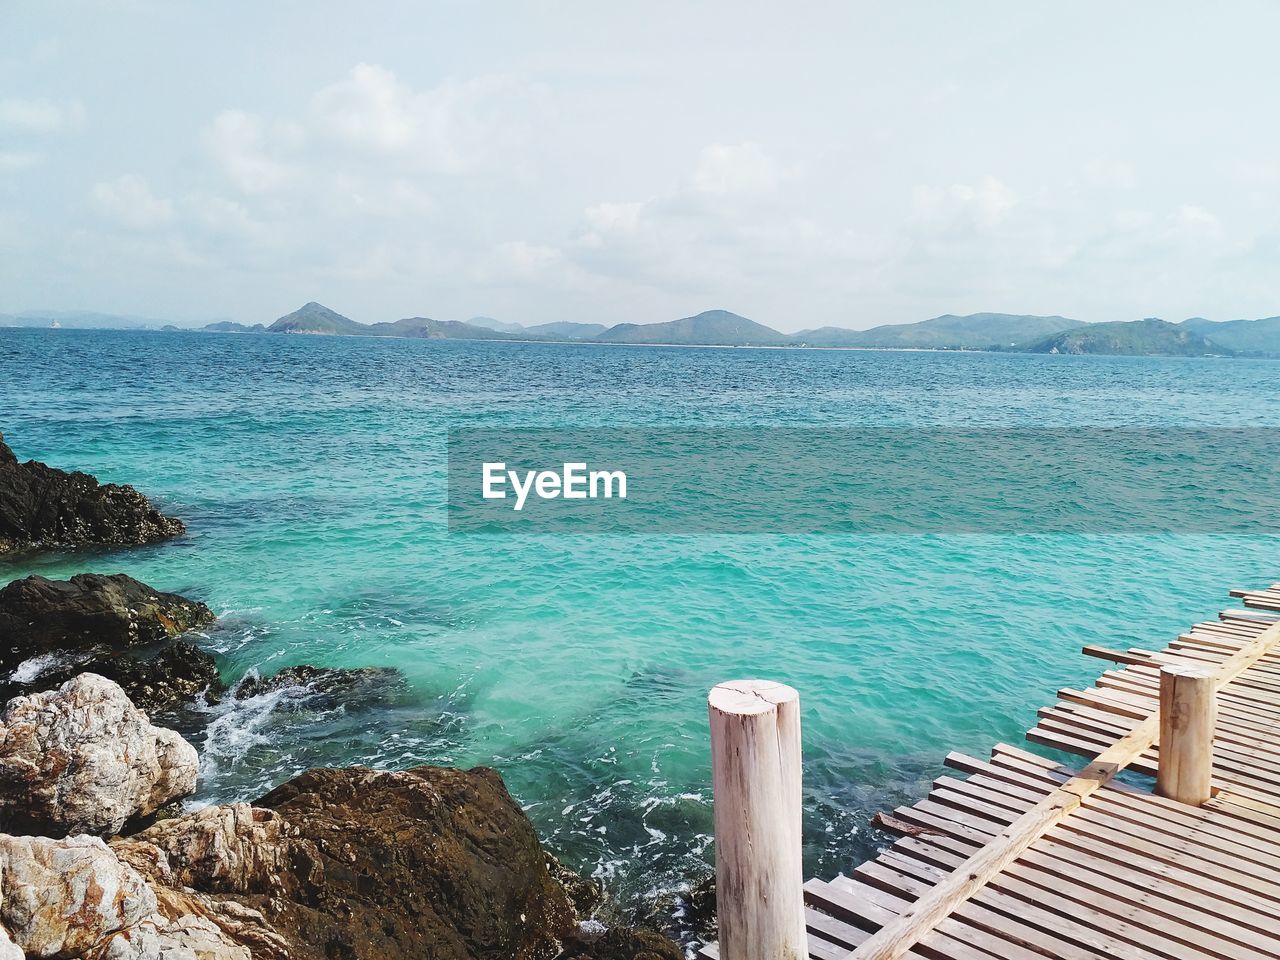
[
  {"x1": 633, "y1": 873, "x2": 716, "y2": 954},
  {"x1": 87, "y1": 913, "x2": 252, "y2": 960},
  {"x1": 559, "y1": 927, "x2": 685, "y2": 960},
  {"x1": 232, "y1": 664, "x2": 405, "y2": 707},
  {"x1": 0, "y1": 925, "x2": 20, "y2": 960},
  {"x1": 0, "y1": 674, "x2": 198, "y2": 836},
  {"x1": 113, "y1": 803, "x2": 293, "y2": 895},
  {"x1": 545, "y1": 851, "x2": 605, "y2": 918},
  {"x1": 0, "y1": 573, "x2": 215, "y2": 649},
  {"x1": 0, "y1": 573, "x2": 220, "y2": 711},
  {"x1": 0, "y1": 433, "x2": 184, "y2": 554},
  {"x1": 0, "y1": 833, "x2": 157, "y2": 957},
  {"x1": 0, "y1": 832, "x2": 255, "y2": 960},
  {"x1": 119, "y1": 765, "x2": 579, "y2": 960}
]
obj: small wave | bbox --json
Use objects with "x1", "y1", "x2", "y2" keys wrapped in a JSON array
[{"x1": 8, "y1": 651, "x2": 81, "y2": 684}]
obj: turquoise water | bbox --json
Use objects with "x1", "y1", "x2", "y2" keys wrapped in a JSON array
[{"x1": 3, "y1": 327, "x2": 1279, "y2": 908}]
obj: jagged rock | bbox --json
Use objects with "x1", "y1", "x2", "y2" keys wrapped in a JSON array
[
  {"x1": 0, "y1": 433, "x2": 184, "y2": 554},
  {"x1": 0, "y1": 833, "x2": 157, "y2": 957},
  {"x1": 633, "y1": 873, "x2": 716, "y2": 954},
  {"x1": 232, "y1": 664, "x2": 404, "y2": 708},
  {"x1": 113, "y1": 803, "x2": 293, "y2": 895},
  {"x1": 119, "y1": 765, "x2": 579, "y2": 960},
  {"x1": 0, "y1": 674, "x2": 198, "y2": 836},
  {"x1": 86, "y1": 912, "x2": 253, "y2": 960},
  {"x1": 0, "y1": 573, "x2": 220, "y2": 711},
  {"x1": 559, "y1": 927, "x2": 685, "y2": 960},
  {"x1": 0, "y1": 832, "x2": 254, "y2": 960},
  {"x1": 545, "y1": 851, "x2": 605, "y2": 918}
]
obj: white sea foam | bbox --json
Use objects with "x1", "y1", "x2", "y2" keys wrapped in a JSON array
[{"x1": 8, "y1": 651, "x2": 71, "y2": 684}]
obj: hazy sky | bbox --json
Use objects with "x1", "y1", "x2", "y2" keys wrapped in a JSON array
[{"x1": 3, "y1": 2, "x2": 1279, "y2": 331}]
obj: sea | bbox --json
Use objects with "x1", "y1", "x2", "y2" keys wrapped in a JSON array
[{"x1": 3, "y1": 326, "x2": 1279, "y2": 918}]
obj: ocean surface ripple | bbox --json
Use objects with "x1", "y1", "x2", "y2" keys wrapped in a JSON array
[{"x1": 3, "y1": 328, "x2": 1279, "y2": 913}]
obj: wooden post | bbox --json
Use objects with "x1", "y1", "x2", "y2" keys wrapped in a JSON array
[
  {"x1": 1156, "y1": 663, "x2": 1216, "y2": 805},
  {"x1": 708, "y1": 679, "x2": 807, "y2": 960}
]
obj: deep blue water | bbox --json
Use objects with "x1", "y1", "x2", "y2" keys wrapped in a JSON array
[{"x1": 2, "y1": 327, "x2": 1278, "y2": 911}]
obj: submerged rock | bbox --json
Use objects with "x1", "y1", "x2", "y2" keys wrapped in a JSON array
[
  {"x1": 0, "y1": 673, "x2": 198, "y2": 836},
  {"x1": 559, "y1": 927, "x2": 685, "y2": 960},
  {"x1": 232, "y1": 663, "x2": 405, "y2": 707},
  {"x1": 118, "y1": 764, "x2": 579, "y2": 960},
  {"x1": 0, "y1": 573, "x2": 220, "y2": 711},
  {"x1": 0, "y1": 433, "x2": 184, "y2": 554}
]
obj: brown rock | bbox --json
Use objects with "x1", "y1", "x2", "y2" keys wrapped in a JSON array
[
  {"x1": 560, "y1": 927, "x2": 685, "y2": 960},
  {"x1": 119, "y1": 764, "x2": 579, "y2": 960}
]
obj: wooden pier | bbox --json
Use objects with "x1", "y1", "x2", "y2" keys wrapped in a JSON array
[{"x1": 703, "y1": 582, "x2": 1280, "y2": 960}]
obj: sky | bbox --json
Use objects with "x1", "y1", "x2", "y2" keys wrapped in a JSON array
[{"x1": 2, "y1": 2, "x2": 1279, "y2": 332}]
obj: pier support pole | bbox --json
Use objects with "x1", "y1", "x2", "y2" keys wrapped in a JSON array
[
  {"x1": 1156, "y1": 664, "x2": 1216, "y2": 805},
  {"x1": 708, "y1": 679, "x2": 807, "y2": 960}
]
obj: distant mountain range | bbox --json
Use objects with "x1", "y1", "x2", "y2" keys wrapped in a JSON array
[
  {"x1": 1019, "y1": 318, "x2": 1225, "y2": 357},
  {"x1": 8, "y1": 301, "x2": 1280, "y2": 357},
  {"x1": 793, "y1": 313, "x2": 1086, "y2": 349}
]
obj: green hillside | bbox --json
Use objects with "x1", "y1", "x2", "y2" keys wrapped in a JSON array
[
  {"x1": 267, "y1": 302, "x2": 366, "y2": 335},
  {"x1": 1024, "y1": 318, "x2": 1230, "y2": 356},
  {"x1": 794, "y1": 313, "x2": 1086, "y2": 349},
  {"x1": 525, "y1": 321, "x2": 608, "y2": 339},
  {"x1": 1180, "y1": 316, "x2": 1280, "y2": 355},
  {"x1": 365, "y1": 317, "x2": 513, "y2": 339},
  {"x1": 594, "y1": 310, "x2": 789, "y2": 346}
]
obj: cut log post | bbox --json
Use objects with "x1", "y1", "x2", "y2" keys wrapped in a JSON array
[
  {"x1": 709, "y1": 679, "x2": 807, "y2": 960},
  {"x1": 1156, "y1": 663, "x2": 1216, "y2": 805}
]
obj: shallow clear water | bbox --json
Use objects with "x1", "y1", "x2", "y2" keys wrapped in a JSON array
[{"x1": 3, "y1": 327, "x2": 1279, "y2": 910}]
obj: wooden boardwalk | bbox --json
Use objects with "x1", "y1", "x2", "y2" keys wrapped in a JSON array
[{"x1": 701, "y1": 583, "x2": 1280, "y2": 960}]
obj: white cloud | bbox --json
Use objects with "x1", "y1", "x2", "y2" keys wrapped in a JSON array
[
  {"x1": 913, "y1": 176, "x2": 1017, "y2": 230},
  {"x1": 0, "y1": 97, "x2": 84, "y2": 133},
  {"x1": 693, "y1": 142, "x2": 780, "y2": 194},
  {"x1": 0, "y1": 151, "x2": 43, "y2": 172},
  {"x1": 91, "y1": 174, "x2": 174, "y2": 229},
  {"x1": 309, "y1": 64, "x2": 546, "y2": 174},
  {"x1": 204, "y1": 110, "x2": 294, "y2": 194}
]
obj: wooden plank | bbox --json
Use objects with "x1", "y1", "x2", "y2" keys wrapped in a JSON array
[{"x1": 841, "y1": 614, "x2": 1280, "y2": 960}]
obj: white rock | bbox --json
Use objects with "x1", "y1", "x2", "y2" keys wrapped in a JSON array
[
  {"x1": 89, "y1": 914, "x2": 251, "y2": 960},
  {"x1": 0, "y1": 833, "x2": 156, "y2": 958},
  {"x1": 0, "y1": 673, "x2": 198, "y2": 835},
  {"x1": 0, "y1": 925, "x2": 22, "y2": 960}
]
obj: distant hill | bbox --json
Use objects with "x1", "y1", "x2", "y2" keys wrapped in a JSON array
[
  {"x1": 794, "y1": 313, "x2": 1086, "y2": 349},
  {"x1": 1023, "y1": 318, "x2": 1230, "y2": 357},
  {"x1": 595, "y1": 309, "x2": 789, "y2": 346},
  {"x1": 526, "y1": 321, "x2": 607, "y2": 339},
  {"x1": 1180, "y1": 316, "x2": 1280, "y2": 355},
  {"x1": 364, "y1": 317, "x2": 513, "y2": 340},
  {"x1": 268, "y1": 302, "x2": 367, "y2": 335},
  {"x1": 466, "y1": 316, "x2": 525, "y2": 333},
  {"x1": 203, "y1": 320, "x2": 266, "y2": 333}
]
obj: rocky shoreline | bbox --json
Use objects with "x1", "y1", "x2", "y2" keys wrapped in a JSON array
[{"x1": 0, "y1": 437, "x2": 687, "y2": 959}]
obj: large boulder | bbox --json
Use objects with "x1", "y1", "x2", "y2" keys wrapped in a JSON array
[
  {"x1": 0, "y1": 674, "x2": 198, "y2": 836},
  {"x1": 0, "y1": 833, "x2": 157, "y2": 958},
  {"x1": 118, "y1": 765, "x2": 580, "y2": 960},
  {"x1": 0, "y1": 832, "x2": 253, "y2": 960},
  {"x1": 0, "y1": 573, "x2": 220, "y2": 711},
  {"x1": 0, "y1": 433, "x2": 184, "y2": 554}
]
